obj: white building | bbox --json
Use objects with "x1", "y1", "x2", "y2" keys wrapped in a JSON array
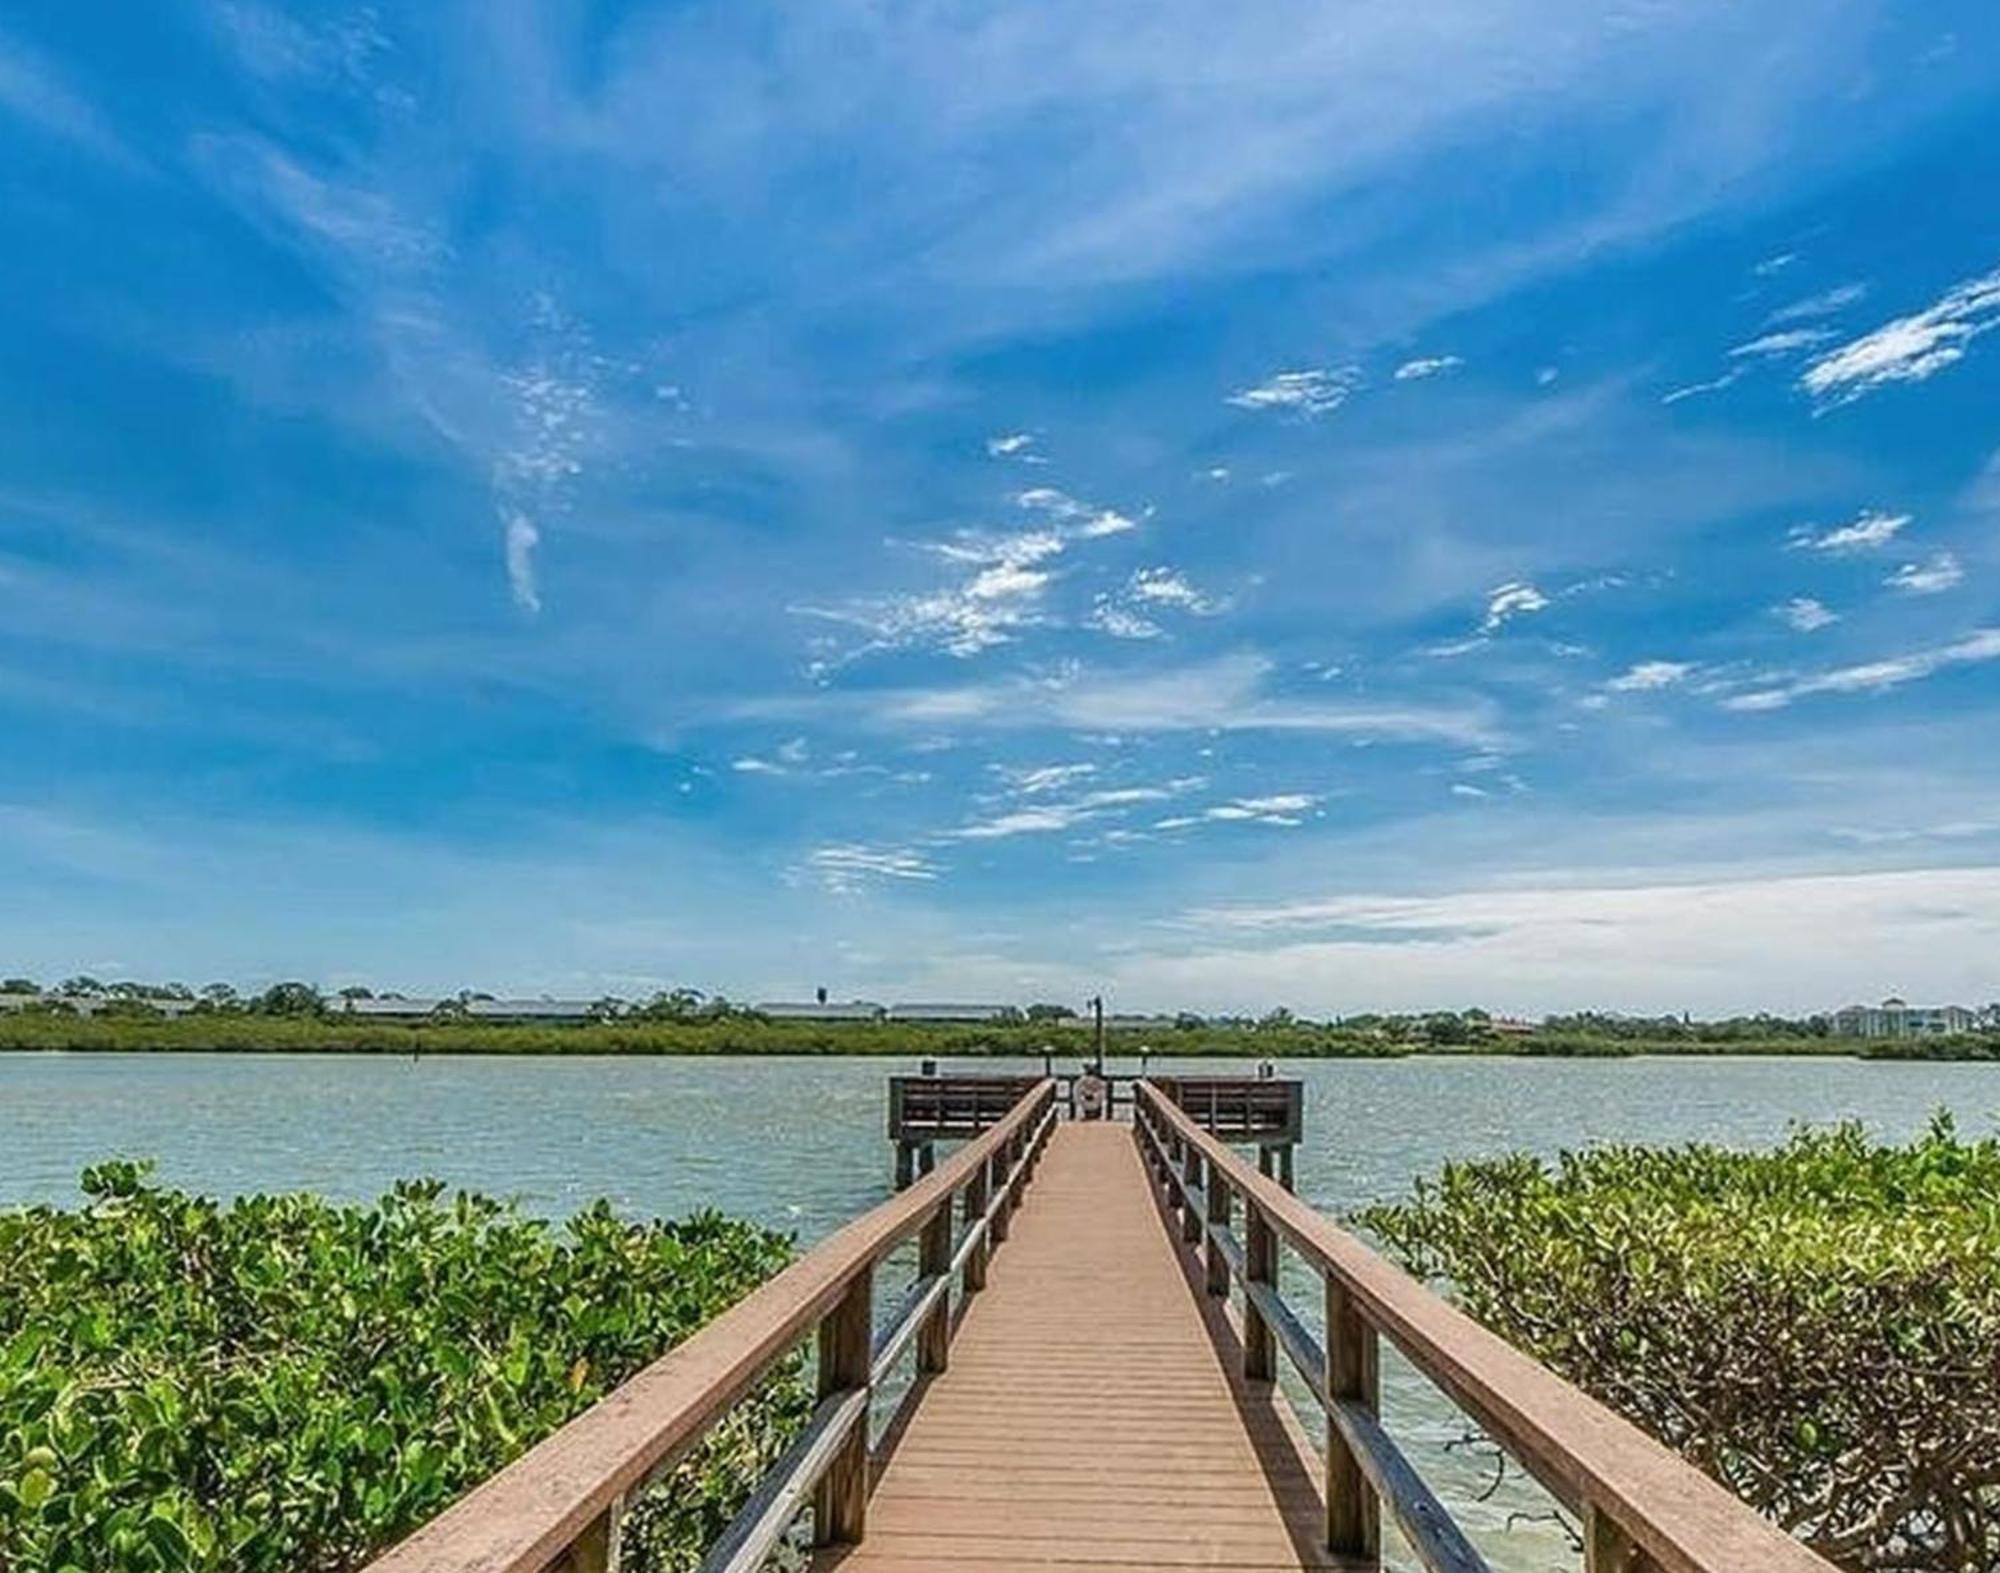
[
  {"x1": 756, "y1": 1000, "x2": 886, "y2": 1022},
  {"x1": 1830, "y1": 997, "x2": 1980, "y2": 1039}
]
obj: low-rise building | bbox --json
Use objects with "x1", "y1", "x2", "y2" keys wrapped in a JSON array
[
  {"x1": 1830, "y1": 997, "x2": 1980, "y2": 1038},
  {"x1": 755, "y1": 1000, "x2": 887, "y2": 1022},
  {"x1": 886, "y1": 1003, "x2": 1014, "y2": 1023}
]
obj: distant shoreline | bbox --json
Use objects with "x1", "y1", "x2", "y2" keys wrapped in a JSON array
[{"x1": 0, "y1": 1015, "x2": 1992, "y2": 1061}]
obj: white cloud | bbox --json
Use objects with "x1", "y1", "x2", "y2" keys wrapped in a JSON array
[
  {"x1": 1886, "y1": 553, "x2": 1964, "y2": 596},
  {"x1": 985, "y1": 431, "x2": 1035, "y2": 457},
  {"x1": 503, "y1": 513, "x2": 542, "y2": 614},
  {"x1": 798, "y1": 844, "x2": 941, "y2": 893},
  {"x1": 1393, "y1": 355, "x2": 1462, "y2": 381},
  {"x1": 1727, "y1": 328, "x2": 1833, "y2": 358},
  {"x1": 1802, "y1": 265, "x2": 2000, "y2": 405},
  {"x1": 1787, "y1": 508, "x2": 1909, "y2": 554},
  {"x1": 731, "y1": 756, "x2": 783, "y2": 774},
  {"x1": 1660, "y1": 369, "x2": 1743, "y2": 405},
  {"x1": 1226, "y1": 366, "x2": 1361, "y2": 417},
  {"x1": 1014, "y1": 486, "x2": 1139, "y2": 538},
  {"x1": 1450, "y1": 783, "x2": 1488, "y2": 799},
  {"x1": 802, "y1": 488, "x2": 1144, "y2": 662},
  {"x1": 1151, "y1": 866, "x2": 2000, "y2": 1015},
  {"x1": 1775, "y1": 597, "x2": 1838, "y2": 632},
  {"x1": 950, "y1": 783, "x2": 1184, "y2": 840},
  {"x1": 1480, "y1": 581, "x2": 1548, "y2": 633},
  {"x1": 759, "y1": 653, "x2": 1496, "y2": 746},
  {"x1": 1088, "y1": 601, "x2": 1163, "y2": 641},
  {"x1": 993, "y1": 763, "x2": 1097, "y2": 796},
  {"x1": 1156, "y1": 792, "x2": 1319, "y2": 830},
  {"x1": 1764, "y1": 282, "x2": 1867, "y2": 325},
  {"x1": 1606, "y1": 660, "x2": 1693, "y2": 692},
  {"x1": 1129, "y1": 567, "x2": 1205, "y2": 609},
  {"x1": 1723, "y1": 628, "x2": 2000, "y2": 711}
]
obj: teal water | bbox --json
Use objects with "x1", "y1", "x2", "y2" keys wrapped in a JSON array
[{"x1": 4, "y1": 1051, "x2": 1992, "y2": 1570}]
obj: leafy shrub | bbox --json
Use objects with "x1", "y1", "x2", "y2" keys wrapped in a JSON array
[
  {"x1": 1357, "y1": 1116, "x2": 2000, "y2": 1572},
  {"x1": 0, "y1": 1163, "x2": 805, "y2": 1572}
]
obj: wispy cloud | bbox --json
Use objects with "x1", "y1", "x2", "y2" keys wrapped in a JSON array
[
  {"x1": 985, "y1": 431, "x2": 1042, "y2": 462},
  {"x1": 1606, "y1": 660, "x2": 1693, "y2": 692},
  {"x1": 992, "y1": 763, "x2": 1097, "y2": 796},
  {"x1": 1723, "y1": 629, "x2": 2000, "y2": 711},
  {"x1": 1155, "y1": 793, "x2": 1319, "y2": 831},
  {"x1": 1227, "y1": 367, "x2": 1360, "y2": 418},
  {"x1": 1393, "y1": 355, "x2": 1462, "y2": 382},
  {"x1": 503, "y1": 514, "x2": 542, "y2": 614},
  {"x1": 1014, "y1": 487, "x2": 1139, "y2": 538},
  {"x1": 949, "y1": 783, "x2": 1187, "y2": 840},
  {"x1": 1764, "y1": 282, "x2": 1867, "y2": 326},
  {"x1": 798, "y1": 843, "x2": 941, "y2": 893},
  {"x1": 1886, "y1": 552, "x2": 1963, "y2": 595},
  {"x1": 757, "y1": 653, "x2": 1495, "y2": 747},
  {"x1": 1802, "y1": 265, "x2": 2000, "y2": 405},
  {"x1": 1660, "y1": 369, "x2": 1743, "y2": 405},
  {"x1": 800, "y1": 486, "x2": 1144, "y2": 662},
  {"x1": 1728, "y1": 327, "x2": 1834, "y2": 358},
  {"x1": 1786, "y1": 508, "x2": 1909, "y2": 553},
  {"x1": 0, "y1": 30, "x2": 132, "y2": 164},
  {"x1": 1480, "y1": 581, "x2": 1548, "y2": 633},
  {"x1": 1775, "y1": 597, "x2": 1838, "y2": 632}
]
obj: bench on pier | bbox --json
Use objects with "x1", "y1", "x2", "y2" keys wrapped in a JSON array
[
  {"x1": 886, "y1": 1074, "x2": 1039, "y2": 1186},
  {"x1": 1152, "y1": 1073, "x2": 1304, "y2": 1186}
]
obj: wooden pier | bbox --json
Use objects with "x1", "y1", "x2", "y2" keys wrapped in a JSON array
[{"x1": 364, "y1": 1079, "x2": 1839, "y2": 1573}]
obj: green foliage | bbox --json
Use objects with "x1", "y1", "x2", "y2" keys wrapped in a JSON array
[
  {"x1": 1357, "y1": 1115, "x2": 2000, "y2": 1571},
  {"x1": 0, "y1": 1164, "x2": 803, "y2": 1572}
]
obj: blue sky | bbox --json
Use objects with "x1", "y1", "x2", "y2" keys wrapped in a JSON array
[{"x1": 2, "y1": 1, "x2": 1998, "y2": 1015}]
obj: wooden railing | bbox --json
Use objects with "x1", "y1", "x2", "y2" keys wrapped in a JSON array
[
  {"x1": 364, "y1": 1079, "x2": 1059, "y2": 1573},
  {"x1": 1133, "y1": 1082, "x2": 1838, "y2": 1573}
]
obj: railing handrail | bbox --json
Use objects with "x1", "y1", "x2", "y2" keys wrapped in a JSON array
[
  {"x1": 366, "y1": 1079, "x2": 1057, "y2": 1573},
  {"x1": 1134, "y1": 1081, "x2": 1836, "y2": 1573}
]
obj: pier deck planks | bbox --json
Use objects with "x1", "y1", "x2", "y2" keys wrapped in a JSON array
[{"x1": 823, "y1": 1121, "x2": 1351, "y2": 1572}]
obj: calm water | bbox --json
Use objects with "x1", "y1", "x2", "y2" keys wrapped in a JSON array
[{"x1": 5, "y1": 1051, "x2": 1993, "y2": 1570}]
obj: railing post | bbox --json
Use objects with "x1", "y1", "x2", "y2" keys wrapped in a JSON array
[
  {"x1": 1204, "y1": 1169, "x2": 1230, "y2": 1296},
  {"x1": 1181, "y1": 1146, "x2": 1204, "y2": 1244},
  {"x1": 1584, "y1": 1503, "x2": 1646, "y2": 1573},
  {"x1": 963, "y1": 1163, "x2": 990, "y2": 1291},
  {"x1": 1244, "y1": 1200, "x2": 1276, "y2": 1382},
  {"x1": 813, "y1": 1267, "x2": 872, "y2": 1548},
  {"x1": 1325, "y1": 1277, "x2": 1381, "y2": 1564},
  {"x1": 548, "y1": 1497, "x2": 622, "y2": 1572},
  {"x1": 918, "y1": 1200, "x2": 952, "y2": 1374},
  {"x1": 988, "y1": 1150, "x2": 1010, "y2": 1244}
]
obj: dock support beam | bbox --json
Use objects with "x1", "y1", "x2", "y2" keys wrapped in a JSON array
[{"x1": 814, "y1": 1267, "x2": 872, "y2": 1547}]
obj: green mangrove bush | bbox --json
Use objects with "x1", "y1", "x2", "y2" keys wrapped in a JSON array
[
  {"x1": 0, "y1": 1163, "x2": 805, "y2": 1573},
  {"x1": 1357, "y1": 1115, "x2": 2000, "y2": 1572}
]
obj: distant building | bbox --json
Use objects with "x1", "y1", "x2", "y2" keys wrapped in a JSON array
[
  {"x1": 886, "y1": 1003, "x2": 1014, "y2": 1023},
  {"x1": 340, "y1": 996, "x2": 444, "y2": 1019},
  {"x1": 1830, "y1": 997, "x2": 1980, "y2": 1039},
  {"x1": 756, "y1": 1000, "x2": 887, "y2": 1022},
  {"x1": 1488, "y1": 1016, "x2": 1540, "y2": 1036},
  {"x1": 338, "y1": 996, "x2": 601, "y2": 1024},
  {"x1": 0, "y1": 991, "x2": 196, "y2": 1018}
]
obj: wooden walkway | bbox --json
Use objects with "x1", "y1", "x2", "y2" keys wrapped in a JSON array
[
  {"x1": 364, "y1": 1078, "x2": 1842, "y2": 1573},
  {"x1": 826, "y1": 1121, "x2": 1341, "y2": 1572}
]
